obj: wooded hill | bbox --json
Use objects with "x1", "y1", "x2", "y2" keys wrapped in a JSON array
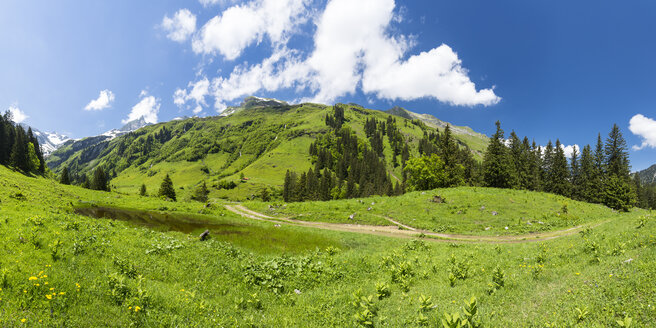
[{"x1": 47, "y1": 97, "x2": 488, "y2": 201}]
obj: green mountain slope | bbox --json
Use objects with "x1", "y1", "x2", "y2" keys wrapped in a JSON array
[
  {"x1": 638, "y1": 163, "x2": 656, "y2": 185},
  {"x1": 47, "y1": 97, "x2": 489, "y2": 200}
]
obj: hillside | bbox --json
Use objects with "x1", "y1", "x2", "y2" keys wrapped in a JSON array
[
  {"x1": 638, "y1": 163, "x2": 656, "y2": 185},
  {"x1": 47, "y1": 97, "x2": 489, "y2": 200},
  {"x1": 1, "y1": 164, "x2": 654, "y2": 326}
]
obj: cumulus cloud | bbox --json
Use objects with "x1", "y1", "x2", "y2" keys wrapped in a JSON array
[
  {"x1": 123, "y1": 91, "x2": 160, "y2": 124},
  {"x1": 174, "y1": 0, "x2": 500, "y2": 112},
  {"x1": 629, "y1": 114, "x2": 656, "y2": 150},
  {"x1": 84, "y1": 89, "x2": 115, "y2": 111},
  {"x1": 561, "y1": 144, "x2": 580, "y2": 158},
  {"x1": 173, "y1": 77, "x2": 210, "y2": 114},
  {"x1": 8, "y1": 105, "x2": 28, "y2": 123},
  {"x1": 199, "y1": 0, "x2": 230, "y2": 7},
  {"x1": 191, "y1": 0, "x2": 310, "y2": 60},
  {"x1": 162, "y1": 9, "x2": 197, "y2": 42}
]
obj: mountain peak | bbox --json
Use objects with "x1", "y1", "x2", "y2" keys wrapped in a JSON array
[{"x1": 120, "y1": 116, "x2": 150, "y2": 132}]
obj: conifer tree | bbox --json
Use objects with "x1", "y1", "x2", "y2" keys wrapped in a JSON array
[
  {"x1": 91, "y1": 167, "x2": 109, "y2": 191},
  {"x1": 570, "y1": 146, "x2": 581, "y2": 200},
  {"x1": 139, "y1": 183, "x2": 147, "y2": 196},
  {"x1": 158, "y1": 174, "x2": 177, "y2": 201},
  {"x1": 10, "y1": 125, "x2": 28, "y2": 172},
  {"x1": 541, "y1": 141, "x2": 555, "y2": 193},
  {"x1": 604, "y1": 124, "x2": 631, "y2": 180},
  {"x1": 60, "y1": 167, "x2": 71, "y2": 185},
  {"x1": 591, "y1": 133, "x2": 606, "y2": 200},
  {"x1": 579, "y1": 145, "x2": 595, "y2": 202},
  {"x1": 191, "y1": 181, "x2": 210, "y2": 202},
  {"x1": 482, "y1": 121, "x2": 515, "y2": 188},
  {"x1": 550, "y1": 140, "x2": 571, "y2": 197}
]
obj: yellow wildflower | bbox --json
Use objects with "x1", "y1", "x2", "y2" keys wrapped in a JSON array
[
  {"x1": 59, "y1": 292, "x2": 66, "y2": 295},
  {"x1": 28, "y1": 276, "x2": 37, "y2": 281},
  {"x1": 21, "y1": 319, "x2": 26, "y2": 323},
  {"x1": 46, "y1": 294, "x2": 53, "y2": 300},
  {"x1": 135, "y1": 306, "x2": 141, "y2": 312},
  {"x1": 575, "y1": 272, "x2": 580, "y2": 275}
]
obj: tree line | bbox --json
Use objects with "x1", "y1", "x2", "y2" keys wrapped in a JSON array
[
  {"x1": 0, "y1": 111, "x2": 46, "y2": 175},
  {"x1": 284, "y1": 106, "x2": 402, "y2": 202},
  {"x1": 481, "y1": 121, "x2": 638, "y2": 211}
]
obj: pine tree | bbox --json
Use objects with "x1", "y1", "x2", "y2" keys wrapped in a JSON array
[
  {"x1": 604, "y1": 124, "x2": 631, "y2": 180},
  {"x1": 550, "y1": 140, "x2": 571, "y2": 197},
  {"x1": 158, "y1": 174, "x2": 177, "y2": 201},
  {"x1": 482, "y1": 121, "x2": 515, "y2": 189},
  {"x1": 541, "y1": 141, "x2": 555, "y2": 193},
  {"x1": 579, "y1": 145, "x2": 595, "y2": 202},
  {"x1": 10, "y1": 125, "x2": 28, "y2": 172},
  {"x1": 591, "y1": 133, "x2": 605, "y2": 200},
  {"x1": 191, "y1": 182, "x2": 210, "y2": 202},
  {"x1": 91, "y1": 167, "x2": 109, "y2": 191},
  {"x1": 60, "y1": 167, "x2": 71, "y2": 185},
  {"x1": 570, "y1": 146, "x2": 581, "y2": 200},
  {"x1": 139, "y1": 183, "x2": 147, "y2": 196}
]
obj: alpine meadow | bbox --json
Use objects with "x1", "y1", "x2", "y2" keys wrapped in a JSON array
[{"x1": 2, "y1": 1, "x2": 656, "y2": 327}]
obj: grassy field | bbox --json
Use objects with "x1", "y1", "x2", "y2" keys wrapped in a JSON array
[
  {"x1": 1, "y1": 165, "x2": 655, "y2": 327},
  {"x1": 244, "y1": 187, "x2": 618, "y2": 236}
]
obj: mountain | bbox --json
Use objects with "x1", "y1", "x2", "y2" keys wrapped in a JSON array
[
  {"x1": 19, "y1": 123, "x2": 72, "y2": 156},
  {"x1": 46, "y1": 117, "x2": 151, "y2": 167},
  {"x1": 386, "y1": 106, "x2": 489, "y2": 153},
  {"x1": 47, "y1": 98, "x2": 489, "y2": 200},
  {"x1": 637, "y1": 164, "x2": 656, "y2": 185}
]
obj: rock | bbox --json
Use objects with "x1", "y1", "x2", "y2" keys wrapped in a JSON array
[
  {"x1": 504, "y1": 226, "x2": 509, "y2": 230},
  {"x1": 431, "y1": 195, "x2": 445, "y2": 203},
  {"x1": 491, "y1": 211, "x2": 498, "y2": 216},
  {"x1": 538, "y1": 221, "x2": 544, "y2": 225},
  {"x1": 485, "y1": 227, "x2": 491, "y2": 231},
  {"x1": 199, "y1": 230, "x2": 210, "y2": 241},
  {"x1": 624, "y1": 258, "x2": 633, "y2": 263},
  {"x1": 526, "y1": 221, "x2": 532, "y2": 225},
  {"x1": 367, "y1": 207, "x2": 372, "y2": 211},
  {"x1": 349, "y1": 213, "x2": 356, "y2": 220},
  {"x1": 294, "y1": 289, "x2": 301, "y2": 295},
  {"x1": 371, "y1": 202, "x2": 375, "y2": 205},
  {"x1": 480, "y1": 206, "x2": 486, "y2": 210},
  {"x1": 421, "y1": 192, "x2": 426, "y2": 195},
  {"x1": 274, "y1": 224, "x2": 281, "y2": 228}
]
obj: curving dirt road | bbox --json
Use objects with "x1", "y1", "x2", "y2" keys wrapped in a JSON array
[{"x1": 224, "y1": 204, "x2": 609, "y2": 244}]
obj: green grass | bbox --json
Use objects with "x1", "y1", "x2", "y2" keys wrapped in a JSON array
[
  {"x1": 1, "y1": 165, "x2": 655, "y2": 327},
  {"x1": 245, "y1": 187, "x2": 617, "y2": 236}
]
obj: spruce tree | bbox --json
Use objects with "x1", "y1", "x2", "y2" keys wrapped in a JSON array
[
  {"x1": 158, "y1": 174, "x2": 177, "y2": 201},
  {"x1": 139, "y1": 183, "x2": 147, "y2": 196},
  {"x1": 482, "y1": 121, "x2": 515, "y2": 189},
  {"x1": 570, "y1": 146, "x2": 581, "y2": 200},
  {"x1": 10, "y1": 125, "x2": 28, "y2": 172},
  {"x1": 60, "y1": 167, "x2": 71, "y2": 185},
  {"x1": 604, "y1": 124, "x2": 631, "y2": 180},
  {"x1": 91, "y1": 167, "x2": 109, "y2": 191},
  {"x1": 541, "y1": 141, "x2": 555, "y2": 193},
  {"x1": 191, "y1": 182, "x2": 210, "y2": 202},
  {"x1": 550, "y1": 140, "x2": 571, "y2": 197},
  {"x1": 591, "y1": 134, "x2": 606, "y2": 200},
  {"x1": 579, "y1": 145, "x2": 596, "y2": 202}
]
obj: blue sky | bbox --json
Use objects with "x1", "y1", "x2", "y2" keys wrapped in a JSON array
[{"x1": 1, "y1": 0, "x2": 655, "y2": 170}]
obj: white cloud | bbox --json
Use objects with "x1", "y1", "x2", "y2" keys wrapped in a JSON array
[
  {"x1": 199, "y1": 0, "x2": 229, "y2": 7},
  {"x1": 162, "y1": 9, "x2": 197, "y2": 43},
  {"x1": 177, "y1": 0, "x2": 499, "y2": 110},
  {"x1": 629, "y1": 114, "x2": 656, "y2": 150},
  {"x1": 561, "y1": 144, "x2": 579, "y2": 158},
  {"x1": 123, "y1": 91, "x2": 160, "y2": 124},
  {"x1": 191, "y1": 0, "x2": 310, "y2": 60},
  {"x1": 8, "y1": 105, "x2": 28, "y2": 123},
  {"x1": 84, "y1": 89, "x2": 115, "y2": 111},
  {"x1": 173, "y1": 77, "x2": 210, "y2": 114}
]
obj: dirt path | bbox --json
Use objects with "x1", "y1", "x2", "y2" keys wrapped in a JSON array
[{"x1": 224, "y1": 204, "x2": 609, "y2": 244}]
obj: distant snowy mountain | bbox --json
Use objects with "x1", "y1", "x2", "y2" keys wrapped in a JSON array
[
  {"x1": 19, "y1": 123, "x2": 72, "y2": 156},
  {"x1": 100, "y1": 117, "x2": 151, "y2": 141}
]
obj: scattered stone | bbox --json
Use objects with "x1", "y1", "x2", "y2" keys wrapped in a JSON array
[
  {"x1": 480, "y1": 206, "x2": 486, "y2": 210},
  {"x1": 485, "y1": 227, "x2": 491, "y2": 231},
  {"x1": 431, "y1": 195, "x2": 445, "y2": 203},
  {"x1": 538, "y1": 221, "x2": 544, "y2": 225},
  {"x1": 367, "y1": 207, "x2": 372, "y2": 211},
  {"x1": 624, "y1": 258, "x2": 633, "y2": 263},
  {"x1": 274, "y1": 224, "x2": 281, "y2": 228},
  {"x1": 199, "y1": 230, "x2": 210, "y2": 241},
  {"x1": 371, "y1": 202, "x2": 375, "y2": 205},
  {"x1": 526, "y1": 221, "x2": 532, "y2": 225},
  {"x1": 491, "y1": 211, "x2": 498, "y2": 216},
  {"x1": 421, "y1": 192, "x2": 426, "y2": 195},
  {"x1": 349, "y1": 213, "x2": 356, "y2": 220},
  {"x1": 504, "y1": 226, "x2": 509, "y2": 230},
  {"x1": 294, "y1": 289, "x2": 301, "y2": 295}
]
